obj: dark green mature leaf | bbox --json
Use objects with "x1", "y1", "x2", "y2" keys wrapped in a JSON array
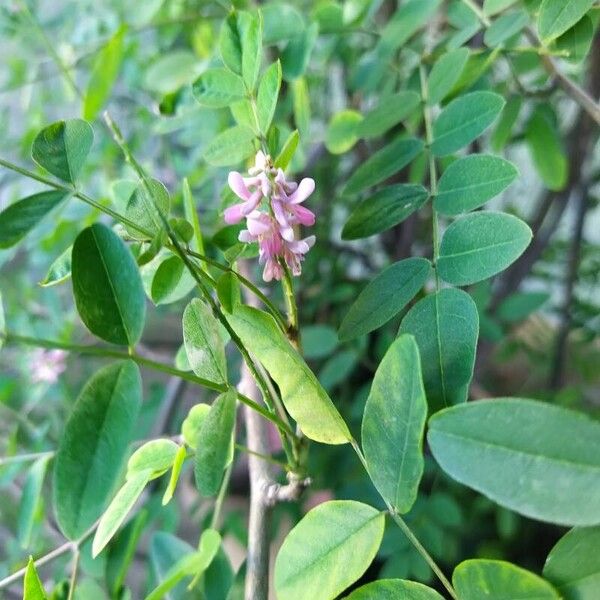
[
  {"x1": 183, "y1": 298, "x2": 227, "y2": 384},
  {"x1": 204, "y1": 126, "x2": 256, "y2": 166},
  {"x1": 150, "y1": 532, "x2": 195, "y2": 600},
  {"x1": 274, "y1": 129, "x2": 300, "y2": 169},
  {"x1": 83, "y1": 25, "x2": 126, "y2": 120},
  {"x1": 0, "y1": 292, "x2": 4, "y2": 353},
  {"x1": 497, "y1": 291, "x2": 549, "y2": 322},
  {"x1": 24, "y1": 557, "x2": 47, "y2": 600},
  {"x1": 227, "y1": 305, "x2": 351, "y2": 444},
  {"x1": 0, "y1": 191, "x2": 68, "y2": 249},
  {"x1": 257, "y1": 61, "x2": 282, "y2": 134},
  {"x1": 53, "y1": 361, "x2": 142, "y2": 539},
  {"x1": 453, "y1": 559, "x2": 560, "y2": 599},
  {"x1": 220, "y1": 10, "x2": 262, "y2": 88},
  {"x1": 554, "y1": 15, "x2": 594, "y2": 63},
  {"x1": 438, "y1": 212, "x2": 532, "y2": 286},
  {"x1": 192, "y1": 69, "x2": 246, "y2": 107},
  {"x1": 491, "y1": 95, "x2": 522, "y2": 151},
  {"x1": 302, "y1": 325, "x2": 338, "y2": 359},
  {"x1": 431, "y1": 92, "x2": 504, "y2": 156},
  {"x1": 32, "y1": 119, "x2": 93, "y2": 183},
  {"x1": 18, "y1": 456, "x2": 50, "y2": 548},
  {"x1": 484, "y1": 10, "x2": 528, "y2": 46},
  {"x1": 538, "y1": 0, "x2": 595, "y2": 42},
  {"x1": 342, "y1": 184, "x2": 429, "y2": 240},
  {"x1": 429, "y1": 398, "x2": 600, "y2": 525},
  {"x1": 125, "y1": 178, "x2": 170, "y2": 240},
  {"x1": 339, "y1": 258, "x2": 431, "y2": 341},
  {"x1": 544, "y1": 526, "x2": 600, "y2": 599},
  {"x1": 274, "y1": 501, "x2": 385, "y2": 600},
  {"x1": 484, "y1": 0, "x2": 518, "y2": 15},
  {"x1": 147, "y1": 254, "x2": 194, "y2": 306},
  {"x1": 427, "y1": 48, "x2": 469, "y2": 105},
  {"x1": 344, "y1": 137, "x2": 424, "y2": 194},
  {"x1": 399, "y1": 288, "x2": 478, "y2": 411},
  {"x1": 262, "y1": 3, "x2": 305, "y2": 43},
  {"x1": 357, "y1": 91, "x2": 421, "y2": 138},
  {"x1": 362, "y1": 335, "x2": 427, "y2": 513},
  {"x1": 434, "y1": 155, "x2": 518, "y2": 215},
  {"x1": 72, "y1": 224, "x2": 146, "y2": 346},
  {"x1": 282, "y1": 21, "x2": 318, "y2": 80},
  {"x1": 216, "y1": 271, "x2": 241, "y2": 314},
  {"x1": 325, "y1": 110, "x2": 363, "y2": 154},
  {"x1": 194, "y1": 390, "x2": 236, "y2": 496},
  {"x1": 345, "y1": 579, "x2": 444, "y2": 599}
]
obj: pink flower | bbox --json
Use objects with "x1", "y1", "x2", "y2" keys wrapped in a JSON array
[{"x1": 31, "y1": 349, "x2": 67, "y2": 384}]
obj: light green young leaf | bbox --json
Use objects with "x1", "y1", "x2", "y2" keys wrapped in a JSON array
[
  {"x1": 427, "y1": 48, "x2": 469, "y2": 105},
  {"x1": 24, "y1": 557, "x2": 47, "y2": 600},
  {"x1": 438, "y1": 211, "x2": 532, "y2": 286},
  {"x1": 428, "y1": 398, "x2": 600, "y2": 525},
  {"x1": 182, "y1": 404, "x2": 211, "y2": 449},
  {"x1": 149, "y1": 533, "x2": 195, "y2": 600},
  {"x1": 362, "y1": 335, "x2": 427, "y2": 513},
  {"x1": 204, "y1": 126, "x2": 256, "y2": 166},
  {"x1": 125, "y1": 178, "x2": 170, "y2": 240},
  {"x1": 227, "y1": 305, "x2": 351, "y2": 444},
  {"x1": 274, "y1": 129, "x2": 299, "y2": 169},
  {"x1": 162, "y1": 445, "x2": 187, "y2": 506},
  {"x1": 325, "y1": 110, "x2": 363, "y2": 154},
  {"x1": 484, "y1": 10, "x2": 528, "y2": 47},
  {"x1": 399, "y1": 288, "x2": 479, "y2": 412},
  {"x1": 32, "y1": 119, "x2": 93, "y2": 183},
  {"x1": 274, "y1": 501, "x2": 385, "y2": 600},
  {"x1": 339, "y1": 258, "x2": 431, "y2": 341},
  {"x1": 544, "y1": 526, "x2": 600, "y2": 599},
  {"x1": 431, "y1": 91, "x2": 505, "y2": 156},
  {"x1": 143, "y1": 51, "x2": 200, "y2": 94},
  {"x1": 342, "y1": 184, "x2": 429, "y2": 240},
  {"x1": 538, "y1": 0, "x2": 595, "y2": 42},
  {"x1": 92, "y1": 469, "x2": 150, "y2": 557},
  {"x1": 0, "y1": 191, "x2": 68, "y2": 249},
  {"x1": 183, "y1": 298, "x2": 227, "y2": 384},
  {"x1": 72, "y1": 224, "x2": 146, "y2": 346},
  {"x1": 434, "y1": 154, "x2": 518, "y2": 215},
  {"x1": 344, "y1": 137, "x2": 424, "y2": 194},
  {"x1": 345, "y1": 579, "x2": 444, "y2": 599},
  {"x1": 40, "y1": 245, "x2": 72, "y2": 287},
  {"x1": 127, "y1": 439, "x2": 180, "y2": 480},
  {"x1": 18, "y1": 456, "x2": 51, "y2": 549},
  {"x1": 453, "y1": 559, "x2": 560, "y2": 599},
  {"x1": 53, "y1": 361, "x2": 142, "y2": 539},
  {"x1": 194, "y1": 390, "x2": 237, "y2": 497},
  {"x1": 192, "y1": 68, "x2": 246, "y2": 108},
  {"x1": 257, "y1": 61, "x2": 282, "y2": 134},
  {"x1": 357, "y1": 91, "x2": 421, "y2": 138},
  {"x1": 83, "y1": 26, "x2": 126, "y2": 120}
]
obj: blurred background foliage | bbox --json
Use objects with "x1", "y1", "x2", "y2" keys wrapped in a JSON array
[{"x1": 0, "y1": 0, "x2": 599, "y2": 597}]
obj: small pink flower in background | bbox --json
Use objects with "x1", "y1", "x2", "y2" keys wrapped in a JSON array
[
  {"x1": 225, "y1": 151, "x2": 316, "y2": 281},
  {"x1": 31, "y1": 349, "x2": 67, "y2": 384}
]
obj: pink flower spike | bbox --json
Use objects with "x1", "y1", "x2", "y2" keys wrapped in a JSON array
[
  {"x1": 228, "y1": 172, "x2": 252, "y2": 201},
  {"x1": 288, "y1": 178, "x2": 315, "y2": 204},
  {"x1": 290, "y1": 204, "x2": 316, "y2": 227},
  {"x1": 224, "y1": 204, "x2": 245, "y2": 224}
]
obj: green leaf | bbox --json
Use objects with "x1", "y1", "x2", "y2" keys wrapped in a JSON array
[
  {"x1": 399, "y1": 288, "x2": 479, "y2": 411},
  {"x1": 127, "y1": 439, "x2": 180, "y2": 480},
  {"x1": 538, "y1": 0, "x2": 594, "y2": 42},
  {"x1": 554, "y1": 15, "x2": 594, "y2": 63},
  {"x1": 427, "y1": 48, "x2": 470, "y2": 105},
  {"x1": 32, "y1": 119, "x2": 93, "y2": 183},
  {"x1": 282, "y1": 22, "x2": 318, "y2": 81},
  {"x1": 302, "y1": 325, "x2": 338, "y2": 359},
  {"x1": 345, "y1": 579, "x2": 444, "y2": 599},
  {"x1": 544, "y1": 526, "x2": 600, "y2": 599},
  {"x1": 220, "y1": 12, "x2": 244, "y2": 74},
  {"x1": 194, "y1": 390, "x2": 237, "y2": 497},
  {"x1": 362, "y1": 335, "x2": 427, "y2": 513},
  {"x1": 525, "y1": 105, "x2": 568, "y2": 191},
  {"x1": 274, "y1": 501, "x2": 385, "y2": 600},
  {"x1": 183, "y1": 298, "x2": 228, "y2": 384},
  {"x1": 125, "y1": 178, "x2": 170, "y2": 240},
  {"x1": 453, "y1": 559, "x2": 560, "y2": 599},
  {"x1": 40, "y1": 245, "x2": 72, "y2": 287},
  {"x1": 434, "y1": 155, "x2": 519, "y2": 215},
  {"x1": 72, "y1": 224, "x2": 146, "y2": 346},
  {"x1": 92, "y1": 469, "x2": 150, "y2": 557},
  {"x1": 0, "y1": 190, "x2": 68, "y2": 249},
  {"x1": 262, "y1": 3, "x2": 305, "y2": 43},
  {"x1": 428, "y1": 398, "x2": 600, "y2": 525},
  {"x1": 342, "y1": 184, "x2": 429, "y2": 240},
  {"x1": 192, "y1": 68, "x2": 246, "y2": 108},
  {"x1": 83, "y1": 26, "x2": 126, "y2": 120},
  {"x1": 18, "y1": 456, "x2": 50, "y2": 549},
  {"x1": 162, "y1": 445, "x2": 187, "y2": 506},
  {"x1": 345, "y1": 137, "x2": 424, "y2": 194},
  {"x1": 257, "y1": 61, "x2": 282, "y2": 134},
  {"x1": 438, "y1": 211, "x2": 532, "y2": 286},
  {"x1": 325, "y1": 110, "x2": 363, "y2": 154},
  {"x1": 484, "y1": 10, "x2": 528, "y2": 47},
  {"x1": 143, "y1": 51, "x2": 200, "y2": 94},
  {"x1": 149, "y1": 255, "x2": 194, "y2": 306},
  {"x1": 53, "y1": 361, "x2": 142, "y2": 539},
  {"x1": 339, "y1": 258, "x2": 431, "y2": 341},
  {"x1": 274, "y1": 129, "x2": 300, "y2": 169},
  {"x1": 491, "y1": 95, "x2": 522, "y2": 151},
  {"x1": 24, "y1": 557, "x2": 47, "y2": 600},
  {"x1": 241, "y1": 11, "x2": 262, "y2": 90},
  {"x1": 227, "y1": 306, "x2": 351, "y2": 444},
  {"x1": 431, "y1": 91, "x2": 505, "y2": 156},
  {"x1": 483, "y1": 0, "x2": 518, "y2": 15},
  {"x1": 204, "y1": 126, "x2": 256, "y2": 166},
  {"x1": 216, "y1": 271, "x2": 241, "y2": 314},
  {"x1": 181, "y1": 403, "x2": 211, "y2": 449},
  {"x1": 497, "y1": 291, "x2": 549, "y2": 322},
  {"x1": 357, "y1": 91, "x2": 421, "y2": 138},
  {"x1": 292, "y1": 77, "x2": 310, "y2": 137}
]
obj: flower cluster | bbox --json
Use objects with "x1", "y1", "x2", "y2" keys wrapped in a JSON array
[{"x1": 224, "y1": 151, "x2": 316, "y2": 282}]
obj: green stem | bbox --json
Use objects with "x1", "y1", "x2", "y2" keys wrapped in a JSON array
[
  {"x1": 280, "y1": 261, "x2": 301, "y2": 349},
  {"x1": 66, "y1": 548, "x2": 80, "y2": 600},
  {"x1": 350, "y1": 440, "x2": 457, "y2": 600},
  {"x1": 211, "y1": 462, "x2": 234, "y2": 530},
  {"x1": 234, "y1": 443, "x2": 289, "y2": 469}
]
